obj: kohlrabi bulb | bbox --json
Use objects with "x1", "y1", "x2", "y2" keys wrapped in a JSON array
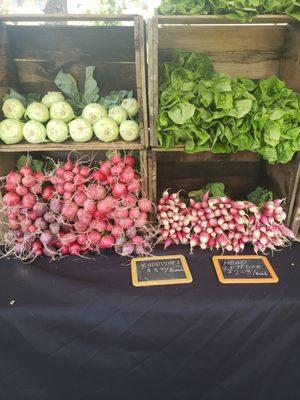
[
  {"x1": 108, "y1": 106, "x2": 128, "y2": 125},
  {"x1": 25, "y1": 102, "x2": 49, "y2": 123},
  {"x1": 50, "y1": 101, "x2": 75, "y2": 123},
  {"x1": 2, "y1": 98, "x2": 25, "y2": 120},
  {"x1": 46, "y1": 119, "x2": 69, "y2": 143},
  {"x1": 23, "y1": 120, "x2": 47, "y2": 143},
  {"x1": 42, "y1": 91, "x2": 65, "y2": 108},
  {"x1": 82, "y1": 103, "x2": 107, "y2": 125},
  {"x1": 121, "y1": 98, "x2": 139, "y2": 117},
  {"x1": 119, "y1": 120, "x2": 140, "y2": 142},
  {"x1": 68, "y1": 117, "x2": 93, "y2": 142},
  {"x1": 93, "y1": 117, "x2": 119, "y2": 142},
  {"x1": 0, "y1": 119, "x2": 24, "y2": 144}
]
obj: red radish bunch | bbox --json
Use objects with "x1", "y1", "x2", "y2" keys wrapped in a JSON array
[
  {"x1": 157, "y1": 190, "x2": 194, "y2": 249},
  {"x1": 157, "y1": 190, "x2": 294, "y2": 254},
  {"x1": 0, "y1": 152, "x2": 155, "y2": 261}
]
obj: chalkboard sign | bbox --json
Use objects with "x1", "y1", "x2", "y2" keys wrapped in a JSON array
[
  {"x1": 213, "y1": 256, "x2": 279, "y2": 284},
  {"x1": 131, "y1": 255, "x2": 193, "y2": 287}
]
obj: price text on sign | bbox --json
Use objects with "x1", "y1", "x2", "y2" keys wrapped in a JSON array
[
  {"x1": 213, "y1": 255, "x2": 279, "y2": 284},
  {"x1": 131, "y1": 255, "x2": 193, "y2": 287}
]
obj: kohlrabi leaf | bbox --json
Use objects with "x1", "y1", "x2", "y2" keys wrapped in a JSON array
[{"x1": 82, "y1": 66, "x2": 100, "y2": 105}]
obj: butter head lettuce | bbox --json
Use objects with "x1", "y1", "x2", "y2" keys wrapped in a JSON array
[
  {"x1": 156, "y1": 51, "x2": 300, "y2": 163},
  {"x1": 156, "y1": 0, "x2": 300, "y2": 22}
]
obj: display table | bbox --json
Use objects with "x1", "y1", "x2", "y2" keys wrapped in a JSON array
[{"x1": 0, "y1": 244, "x2": 299, "y2": 400}]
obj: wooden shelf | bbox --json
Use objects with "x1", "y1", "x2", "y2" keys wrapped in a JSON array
[
  {"x1": 0, "y1": 140, "x2": 144, "y2": 152},
  {"x1": 155, "y1": 15, "x2": 297, "y2": 25},
  {"x1": 0, "y1": 14, "x2": 139, "y2": 22}
]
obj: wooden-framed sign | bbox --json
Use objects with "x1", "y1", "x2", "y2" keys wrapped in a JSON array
[
  {"x1": 213, "y1": 255, "x2": 279, "y2": 284},
  {"x1": 131, "y1": 255, "x2": 193, "y2": 287}
]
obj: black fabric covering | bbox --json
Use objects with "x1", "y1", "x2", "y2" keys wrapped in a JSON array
[{"x1": 0, "y1": 244, "x2": 299, "y2": 400}]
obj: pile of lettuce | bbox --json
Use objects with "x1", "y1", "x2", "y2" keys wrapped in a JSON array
[
  {"x1": 156, "y1": 0, "x2": 300, "y2": 21},
  {"x1": 157, "y1": 51, "x2": 300, "y2": 164}
]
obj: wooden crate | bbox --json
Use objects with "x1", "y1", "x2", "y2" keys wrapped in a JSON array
[
  {"x1": 290, "y1": 166, "x2": 300, "y2": 240},
  {"x1": 148, "y1": 15, "x2": 300, "y2": 147},
  {"x1": 148, "y1": 149, "x2": 300, "y2": 226},
  {"x1": 147, "y1": 15, "x2": 300, "y2": 225},
  {"x1": 0, "y1": 14, "x2": 148, "y2": 148}
]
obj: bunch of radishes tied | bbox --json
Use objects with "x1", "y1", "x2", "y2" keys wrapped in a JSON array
[
  {"x1": 0, "y1": 152, "x2": 154, "y2": 261},
  {"x1": 157, "y1": 190, "x2": 295, "y2": 254}
]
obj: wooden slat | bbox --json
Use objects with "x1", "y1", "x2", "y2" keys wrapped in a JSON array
[
  {"x1": 0, "y1": 14, "x2": 137, "y2": 22},
  {"x1": 8, "y1": 26, "x2": 135, "y2": 63},
  {"x1": 13, "y1": 60, "x2": 136, "y2": 94},
  {"x1": 0, "y1": 140, "x2": 143, "y2": 153},
  {"x1": 148, "y1": 17, "x2": 159, "y2": 147},
  {"x1": 159, "y1": 25, "x2": 286, "y2": 53},
  {"x1": 148, "y1": 150, "x2": 157, "y2": 203},
  {"x1": 152, "y1": 149, "x2": 262, "y2": 162},
  {"x1": 156, "y1": 15, "x2": 296, "y2": 25},
  {"x1": 139, "y1": 150, "x2": 149, "y2": 197},
  {"x1": 279, "y1": 25, "x2": 300, "y2": 92}
]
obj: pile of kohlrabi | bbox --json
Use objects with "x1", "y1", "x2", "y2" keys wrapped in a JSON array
[{"x1": 0, "y1": 66, "x2": 140, "y2": 145}]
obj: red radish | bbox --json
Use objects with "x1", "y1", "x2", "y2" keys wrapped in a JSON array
[
  {"x1": 133, "y1": 236, "x2": 143, "y2": 245},
  {"x1": 92, "y1": 170, "x2": 106, "y2": 182},
  {"x1": 112, "y1": 183, "x2": 128, "y2": 199},
  {"x1": 30, "y1": 183, "x2": 43, "y2": 195},
  {"x1": 89, "y1": 231, "x2": 101, "y2": 245},
  {"x1": 74, "y1": 192, "x2": 87, "y2": 207},
  {"x1": 64, "y1": 182, "x2": 75, "y2": 193},
  {"x1": 111, "y1": 153, "x2": 122, "y2": 165},
  {"x1": 111, "y1": 225, "x2": 123, "y2": 238},
  {"x1": 97, "y1": 196, "x2": 115, "y2": 214},
  {"x1": 92, "y1": 220, "x2": 107, "y2": 232},
  {"x1": 119, "y1": 218, "x2": 134, "y2": 230},
  {"x1": 40, "y1": 230, "x2": 53, "y2": 246},
  {"x1": 86, "y1": 184, "x2": 106, "y2": 200},
  {"x1": 138, "y1": 198, "x2": 152, "y2": 213},
  {"x1": 64, "y1": 161, "x2": 73, "y2": 171},
  {"x1": 100, "y1": 235, "x2": 115, "y2": 249},
  {"x1": 77, "y1": 234, "x2": 87, "y2": 245},
  {"x1": 3, "y1": 191, "x2": 21, "y2": 206},
  {"x1": 64, "y1": 192, "x2": 72, "y2": 201},
  {"x1": 20, "y1": 165, "x2": 33, "y2": 176},
  {"x1": 120, "y1": 241, "x2": 134, "y2": 256},
  {"x1": 6, "y1": 171, "x2": 22, "y2": 186},
  {"x1": 119, "y1": 167, "x2": 135, "y2": 184},
  {"x1": 42, "y1": 186, "x2": 55, "y2": 200},
  {"x1": 127, "y1": 180, "x2": 141, "y2": 193},
  {"x1": 62, "y1": 202, "x2": 78, "y2": 221},
  {"x1": 100, "y1": 161, "x2": 112, "y2": 176},
  {"x1": 83, "y1": 199, "x2": 96, "y2": 214},
  {"x1": 22, "y1": 193, "x2": 36, "y2": 209},
  {"x1": 16, "y1": 185, "x2": 28, "y2": 196},
  {"x1": 74, "y1": 221, "x2": 88, "y2": 233},
  {"x1": 69, "y1": 243, "x2": 80, "y2": 256},
  {"x1": 111, "y1": 165, "x2": 123, "y2": 176},
  {"x1": 81, "y1": 212, "x2": 93, "y2": 225},
  {"x1": 80, "y1": 166, "x2": 90, "y2": 177},
  {"x1": 114, "y1": 208, "x2": 129, "y2": 219},
  {"x1": 124, "y1": 155, "x2": 135, "y2": 166}
]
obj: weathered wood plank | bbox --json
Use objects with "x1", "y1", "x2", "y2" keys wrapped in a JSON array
[
  {"x1": 279, "y1": 25, "x2": 300, "y2": 92},
  {"x1": 0, "y1": 140, "x2": 143, "y2": 152},
  {"x1": 8, "y1": 26, "x2": 135, "y2": 63},
  {"x1": 0, "y1": 14, "x2": 137, "y2": 22}
]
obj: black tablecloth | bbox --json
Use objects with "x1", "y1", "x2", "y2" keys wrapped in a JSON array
[{"x1": 0, "y1": 244, "x2": 300, "y2": 400}]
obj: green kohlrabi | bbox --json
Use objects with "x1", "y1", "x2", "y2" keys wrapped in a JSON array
[
  {"x1": 2, "y1": 98, "x2": 25, "y2": 120},
  {"x1": 119, "y1": 120, "x2": 140, "y2": 142},
  {"x1": 82, "y1": 103, "x2": 107, "y2": 124},
  {"x1": 46, "y1": 119, "x2": 69, "y2": 143},
  {"x1": 42, "y1": 91, "x2": 65, "y2": 108},
  {"x1": 68, "y1": 117, "x2": 93, "y2": 142},
  {"x1": 23, "y1": 120, "x2": 47, "y2": 143},
  {"x1": 121, "y1": 98, "x2": 139, "y2": 117},
  {"x1": 0, "y1": 119, "x2": 24, "y2": 144},
  {"x1": 93, "y1": 117, "x2": 119, "y2": 142},
  {"x1": 50, "y1": 101, "x2": 75, "y2": 123},
  {"x1": 108, "y1": 106, "x2": 128, "y2": 125},
  {"x1": 25, "y1": 102, "x2": 49, "y2": 123}
]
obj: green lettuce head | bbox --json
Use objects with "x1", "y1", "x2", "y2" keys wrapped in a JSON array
[
  {"x1": 23, "y1": 120, "x2": 47, "y2": 143},
  {"x1": 2, "y1": 98, "x2": 25, "y2": 120},
  {"x1": 0, "y1": 119, "x2": 24, "y2": 144}
]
